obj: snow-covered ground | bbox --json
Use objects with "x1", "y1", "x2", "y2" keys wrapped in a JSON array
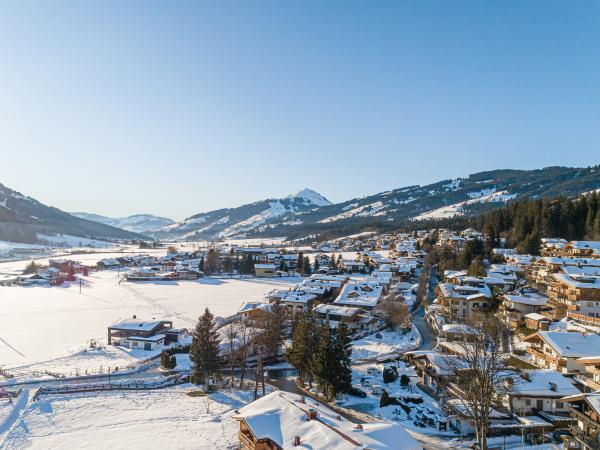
[
  {"x1": 0, "y1": 268, "x2": 300, "y2": 367},
  {"x1": 351, "y1": 327, "x2": 421, "y2": 362},
  {"x1": 0, "y1": 385, "x2": 257, "y2": 449}
]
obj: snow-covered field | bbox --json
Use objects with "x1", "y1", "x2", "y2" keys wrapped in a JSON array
[
  {"x1": 0, "y1": 386, "x2": 255, "y2": 449},
  {"x1": 0, "y1": 268, "x2": 300, "y2": 367}
]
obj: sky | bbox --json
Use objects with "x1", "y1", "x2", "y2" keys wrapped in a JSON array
[{"x1": 1, "y1": 1, "x2": 599, "y2": 220}]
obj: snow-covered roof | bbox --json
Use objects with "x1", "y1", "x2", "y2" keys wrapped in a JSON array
[
  {"x1": 538, "y1": 331, "x2": 600, "y2": 358},
  {"x1": 503, "y1": 294, "x2": 548, "y2": 307},
  {"x1": 437, "y1": 283, "x2": 491, "y2": 300},
  {"x1": 109, "y1": 318, "x2": 167, "y2": 331},
  {"x1": 313, "y1": 303, "x2": 362, "y2": 318},
  {"x1": 552, "y1": 273, "x2": 600, "y2": 289},
  {"x1": 333, "y1": 282, "x2": 383, "y2": 308},
  {"x1": 509, "y1": 370, "x2": 579, "y2": 397},
  {"x1": 233, "y1": 391, "x2": 420, "y2": 450},
  {"x1": 238, "y1": 302, "x2": 272, "y2": 314},
  {"x1": 254, "y1": 264, "x2": 276, "y2": 269},
  {"x1": 524, "y1": 312, "x2": 549, "y2": 322}
]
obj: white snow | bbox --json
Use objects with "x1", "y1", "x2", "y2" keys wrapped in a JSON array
[
  {"x1": 0, "y1": 386, "x2": 256, "y2": 449},
  {"x1": 351, "y1": 327, "x2": 421, "y2": 362},
  {"x1": 318, "y1": 201, "x2": 386, "y2": 223},
  {"x1": 412, "y1": 190, "x2": 517, "y2": 221},
  {"x1": 0, "y1": 266, "x2": 300, "y2": 367}
]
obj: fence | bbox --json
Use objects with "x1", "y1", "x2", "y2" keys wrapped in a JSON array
[{"x1": 36, "y1": 375, "x2": 186, "y2": 397}]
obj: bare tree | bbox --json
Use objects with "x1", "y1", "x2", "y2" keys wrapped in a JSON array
[
  {"x1": 442, "y1": 313, "x2": 514, "y2": 450},
  {"x1": 238, "y1": 320, "x2": 251, "y2": 388},
  {"x1": 381, "y1": 293, "x2": 410, "y2": 331},
  {"x1": 225, "y1": 322, "x2": 239, "y2": 385}
]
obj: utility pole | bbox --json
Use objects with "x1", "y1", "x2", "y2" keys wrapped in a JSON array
[{"x1": 79, "y1": 278, "x2": 82, "y2": 294}]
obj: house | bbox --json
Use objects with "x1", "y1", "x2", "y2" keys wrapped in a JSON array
[
  {"x1": 232, "y1": 391, "x2": 421, "y2": 450},
  {"x1": 523, "y1": 313, "x2": 550, "y2": 331},
  {"x1": 574, "y1": 356, "x2": 600, "y2": 392},
  {"x1": 523, "y1": 331, "x2": 600, "y2": 374},
  {"x1": 254, "y1": 264, "x2": 278, "y2": 277},
  {"x1": 108, "y1": 316, "x2": 181, "y2": 350},
  {"x1": 267, "y1": 290, "x2": 316, "y2": 316},
  {"x1": 238, "y1": 302, "x2": 273, "y2": 324},
  {"x1": 407, "y1": 351, "x2": 464, "y2": 396},
  {"x1": 443, "y1": 398, "x2": 513, "y2": 435},
  {"x1": 547, "y1": 273, "x2": 600, "y2": 320},
  {"x1": 561, "y1": 393, "x2": 600, "y2": 450},
  {"x1": 333, "y1": 282, "x2": 384, "y2": 312},
  {"x1": 341, "y1": 259, "x2": 365, "y2": 273},
  {"x1": 313, "y1": 304, "x2": 377, "y2": 334},
  {"x1": 506, "y1": 369, "x2": 579, "y2": 415},
  {"x1": 436, "y1": 283, "x2": 492, "y2": 320},
  {"x1": 561, "y1": 241, "x2": 600, "y2": 259},
  {"x1": 501, "y1": 294, "x2": 548, "y2": 329}
]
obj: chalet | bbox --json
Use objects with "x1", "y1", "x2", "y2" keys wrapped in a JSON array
[
  {"x1": 108, "y1": 316, "x2": 184, "y2": 350},
  {"x1": 233, "y1": 391, "x2": 421, "y2": 450},
  {"x1": 97, "y1": 258, "x2": 120, "y2": 268},
  {"x1": 574, "y1": 356, "x2": 600, "y2": 392},
  {"x1": 500, "y1": 294, "x2": 548, "y2": 329},
  {"x1": 313, "y1": 304, "x2": 377, "y2": 334},
  {"x1": 436, "y1": 283, "x2": 492, "y2": 320},
  {"x1": 547, "y1": 273, "x2": 600, "y2": 320},
  {"x1": 254, "y1": 264, "x2": 277, "y2": 277},
  {"x1": 238, "y1": 302, "x2": 273, "y2": 325},
  {"x1": 443, "y1": 398, "x2": 513, "y2": 435},
  {"x1": 333, "y1": 282, "x2": 384, "y2": 312},
  {"x1": 506, "y1": 369, "x2": 579, "y2": 415},
  {"x1": 341, "y1": 259, "x2": 365, "y2": 273},
  {"x1": 523, "y1": 331, "x2": 600, "y2": 374},
  {"x1": 561, "y1": 241, "x2": 600, "y2": 259},
  {"x1": 561, "y1": 393, "x2": 600, "y2": 450},
  {"x1": 523, "y1": 313, "x2": 550, "y2": 331},
  {"x1": 267, "y1": 290, "x2": 316, "y2": 316},
  {"x1": 540, "y1": 238, "x2": 568, "y2": 257}
]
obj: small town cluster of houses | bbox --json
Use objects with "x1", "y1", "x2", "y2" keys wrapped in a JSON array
[
  {"x1": 413, "y1": 229, "x2": 600, "y2": 448},
  {"x1": 11, "y1": 228, "x2": 600, "y2": 448}
]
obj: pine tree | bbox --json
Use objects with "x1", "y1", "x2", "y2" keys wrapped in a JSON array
[
  {"x1": 336, "y1": 254, "x2": 343, "y2": 270},
  {"x1": 301, "y1": 256, "x2": 311, "y2": 276},
  {"x1": 189, "y1": 308, "x2": 221, "y2": 388},
  {"x1": 328, "y1": 254, "x2": 336, "y2": 270},
  {"x1": 334, "y1": 321, "x2": 353, "y2": 393},
  {"x1": 313, "y1": 258, "x2": 320, "y2": 273},
  {"x1": 285, "y1": 311, "x2": 317, "y2": 386},
  {"x1": 313, "y1": 324, "x2": 337, "y2": 399},
  {"x1": 296, "y1": 252, "x2": 304, "y2": 273}
]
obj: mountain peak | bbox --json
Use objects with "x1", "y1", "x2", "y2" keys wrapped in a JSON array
[{"x1": 287, "y1": 188, "x2": 331, "y2": 206}]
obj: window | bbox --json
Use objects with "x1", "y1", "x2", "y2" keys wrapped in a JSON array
[
  {"x1": 556, "y1": 402, "x2": 563, "y2": 409},
  {"x1": 525, "y1": 399, "x2": 531, "y2": 406}
]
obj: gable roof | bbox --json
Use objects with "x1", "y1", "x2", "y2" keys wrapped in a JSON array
[
  {"x1": 537, "y1": 331, "x2": 600, "y2": 358},
  {"x1": 233, "y1": 391, "x2": 420, "y2": 450}
]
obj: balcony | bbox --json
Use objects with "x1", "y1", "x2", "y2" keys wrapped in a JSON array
[{"x1": 569, "y1": 424, "x2": 600, "y2": 450}]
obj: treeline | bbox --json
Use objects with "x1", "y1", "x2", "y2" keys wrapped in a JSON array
[
  {"x1": 285, "y1": 311, "x2": 355, "y2": 400},
  {"x1": 469, "y1": 192, "x2": 600, "y2": 254}
]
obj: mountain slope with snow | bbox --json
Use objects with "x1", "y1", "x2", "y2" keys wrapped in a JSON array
[
  {"x1": 71, "y1": 212, "x2": 175, "y2": 234},
  {"x1": 0, "y1": 183, "x2": 146, "y2": 243},
  {"x1": 155, "y1": 188, "x2": 331, "y2": 240}
]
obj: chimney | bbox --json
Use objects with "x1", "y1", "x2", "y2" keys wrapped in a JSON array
[
  {"x1": 306, "y1": 408, "x2": 317, "y2": 421},
  {"x1": 132, "y1": 314, "x2": 137, "y2": 319},
  {"x1": 520, "y1": 372, "x2": 529, "y2": 381},
  {"x1": 294, "y1": 436, "x2": 301, "y2": 446},
  {"x1": 549, "y1": 382, "x2": 557, "y2": 392},
  {"x1": 354, "y1": 423, "x2": 363, "y2": 430},
  {"x1": 299, "y1": 396, "x2": 306, "y2": 404}
]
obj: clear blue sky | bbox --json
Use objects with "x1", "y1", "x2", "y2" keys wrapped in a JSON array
[{"x1": 1, "y1": 1, "x2": 599, "y2": 220}]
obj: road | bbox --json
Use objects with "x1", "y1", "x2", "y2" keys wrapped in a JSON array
[{"x1": 412, "y1": 264, "x2": 439, "y2": 351}]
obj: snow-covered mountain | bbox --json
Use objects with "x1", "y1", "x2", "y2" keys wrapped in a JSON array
[
  {"x1": 0, "y1": 182, "x2": 146, "y2": 244},
  {"x1": 71, "y1": 212, "x2": 175, "y2": 235},
  {"x1": 155, "y1": 188, "x2": 331, "y2": 240}
]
